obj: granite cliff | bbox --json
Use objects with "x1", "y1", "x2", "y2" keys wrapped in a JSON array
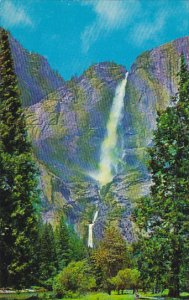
[{"x1": 3, "y1": 28, "x2": 189, "y2": 243}]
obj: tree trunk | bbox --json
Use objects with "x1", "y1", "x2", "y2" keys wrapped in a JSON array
[
  {"x1": 168, "y1": 248, "x2": 180, "y2": 298},
  {"x1": 107, "y1": 288, "x2": 111, "y2": 295},
  {"x1": 168, "y1": 284, "x2": 180, "y2": 298}
]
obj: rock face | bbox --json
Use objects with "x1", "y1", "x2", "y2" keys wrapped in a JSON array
[
  {"x1": 122, "y1": 37, "x2": 189, "y2": 199},
  {"x1": 4, "y1": 28, "x2": 189, "y2": 243},
  {"x1": 9, "y1": 35, "x2": 65, "y2": 107}
]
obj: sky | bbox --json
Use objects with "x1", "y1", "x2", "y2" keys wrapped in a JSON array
[{"x1": 0, "y1": 0, "x2": 189, "y2": 80}]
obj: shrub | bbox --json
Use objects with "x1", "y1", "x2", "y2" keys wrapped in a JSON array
[{"x1": 53, "y1": 260, "x2": 96, "y2": 297}]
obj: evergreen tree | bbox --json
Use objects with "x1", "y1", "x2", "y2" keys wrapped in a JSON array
[
  {"x1": 38, "y1": 223, "x2": 57, "y2": 282},
  {"x1": 68, "y1": 226, "x2": 87, "y2": 262},
  {"x1": 92, "y1": 226, "x2": 131, "y2": 294},
  {"x1": 135, "y1": 55, "x2": 189, "y2": 297},
  {"x1": 133, "y1": 230, "x2": 169, "y2": 292},
  {"x1": 0, "y1": 28, "x2": 40, "y2": 287},
  {"x1": 55, "y1": 216, "x2": 71, "y2": 270}
]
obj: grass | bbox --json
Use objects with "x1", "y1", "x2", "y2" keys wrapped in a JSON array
[
  {"x1": 0, "y1": 291, "x2": 189, "y2": 300},
  {"x1": 64, "y1": 293, "x2": 135, "y2": 300},
  {"x1": 0, "y1": 292, "x2": 134, "y2": 300}
]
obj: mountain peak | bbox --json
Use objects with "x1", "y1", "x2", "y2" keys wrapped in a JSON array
[{"x1": 2, "y1": 30, "x2": 189, "y2": 240}]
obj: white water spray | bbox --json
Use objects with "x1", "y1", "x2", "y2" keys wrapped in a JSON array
[
  {"x1": 88, "y1": 211, "x2": 98, "y2": 248},
  {"x1": 90, "y1": 72, "x2": 128, "y2": 186}
]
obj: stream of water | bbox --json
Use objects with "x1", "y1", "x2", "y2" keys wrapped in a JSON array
[
  {"x1": 88, "y1": 211, "x2": 98, "y2": 248},
  {"x1": 90, "y1": 72, "x2": 128, "y2": 187},
  {"x1": 88, "y1": 73, "x2": 128, "y2": 248}
]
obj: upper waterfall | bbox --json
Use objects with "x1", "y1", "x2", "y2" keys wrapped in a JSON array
[{"x1": 90, "y1": 72, "x2": 128, "y2": 186}]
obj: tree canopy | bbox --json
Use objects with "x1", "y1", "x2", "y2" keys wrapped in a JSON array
[
  {"x1": 135, "y1": 54, "x2": 189, "y2": 297},
  {"x1": 0, "y1": 28, "x2": 40, "y2": 288}
]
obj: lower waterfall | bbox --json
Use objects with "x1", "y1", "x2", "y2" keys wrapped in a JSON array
[
  {"x1": 88, "y1": 211, "x2": 98, "y2": 248},
  {"x1": 90, "y1": 72, "x2": 128, "y2": 186}
]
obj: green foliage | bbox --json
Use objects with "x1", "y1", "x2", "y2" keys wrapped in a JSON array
[
  {"x1": 0, "y1": 292, "x2": 135, "y2": 300},
  {"x1": 53, "y1": 260, "x2": 96, "y2": 297},
  {"x1": 92, "y1": 226, "x2": 132, "y2": 293},
  {"x1": 33, "y1": 215, "x2": 87, "y2": 288},
  {"x1": 109, "y1": 268, "x2": 140, "y2": 294},
  {"x1": 54, "y1": 216, "x2": 71, "y2": 270},
  {"x1": 0, "y1": 29, "x2": 40, "y2": 287},
  {"x1": 134, "y1": 54, "x2": 189, "y2": 297},
  {"x1": 38, "y1": 223, "x2": 57, "y2": 282},
  {"x1": 133, "y1": 238, "x2": 168, "y2": 292},
  {"x1": 68, "y1": 225, "x2": 87, "y2": 262}
]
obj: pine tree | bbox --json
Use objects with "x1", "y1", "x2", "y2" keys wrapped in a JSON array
[
  {"x1": 55, "y1": 216, "x2": 71, "y2": 270},
  {"x1": 0, "y1": 28, "x2": 40, "y2": 287},
  {"x1": 135, "y1": 55, "x2": 189, "y2": 297},
  {"x1": 68, "y1": 226, "x2": 87, "y2": 262},
  {"x1": 38, "y1": 223, "x2": 57, "y2": 282}
]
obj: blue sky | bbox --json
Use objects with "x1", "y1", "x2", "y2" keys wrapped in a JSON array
[{"x1": 0, "y1": 0, "x2": 189, "y2": 80}]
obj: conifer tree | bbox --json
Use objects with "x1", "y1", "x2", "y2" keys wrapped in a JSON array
[
  {"x1": 38, "y1": 223, "x2": 57, "y2": 282},
  {"x1": 55, "y1": 216, "x2": 71, "y2": 270},
  {"x1": 68, "y1": 226, "x2": 87, "y2": 262},
  {"x1": 135, "y1": 55, "x2": 189, "y2": 297},
  {"x1": 0, "y1": 28, "x2": 40, "y2": 287}
]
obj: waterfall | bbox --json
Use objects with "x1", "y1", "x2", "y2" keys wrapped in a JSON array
[
  {"x1": 90, "y1": 72, "x2": 128, "y2": 186},
  {"x1": 88, "y1": 210, "x2": 98, "y2": 248}
]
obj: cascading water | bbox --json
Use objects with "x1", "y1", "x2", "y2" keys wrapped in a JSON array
[
  {"x1": 90, "y1": 72, "x2": 128, "y2": 187},
  {"x1": 87, "y1": 73, "x2": 128, "y2": 248},
  {"x1": 88, "y1": 210, "x2": 98, "y2": 248}
]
